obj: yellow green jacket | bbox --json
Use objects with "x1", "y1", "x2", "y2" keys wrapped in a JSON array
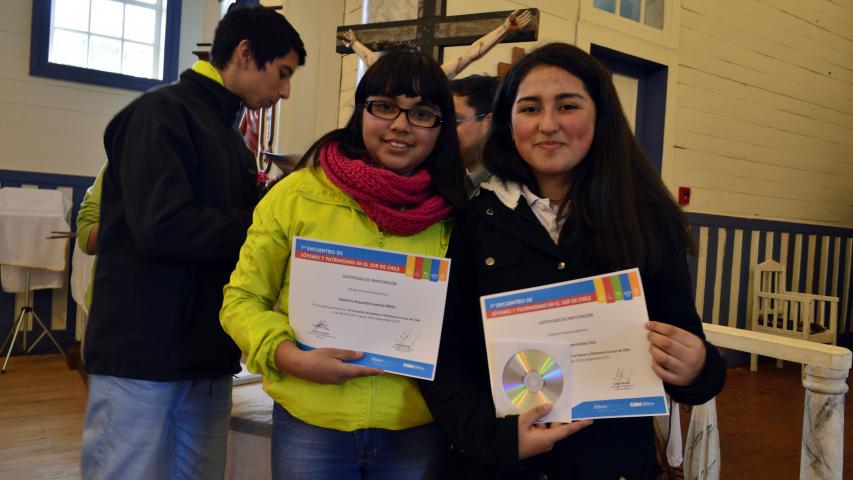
[
  {"x1": 76, "y1": 164, "x2": 105, "y2": 309},
  {"x1": 221, "y1": 165, "x2": 453, "y2": 432}
]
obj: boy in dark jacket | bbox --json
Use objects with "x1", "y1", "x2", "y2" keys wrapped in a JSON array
[{"x1": 81, "y1": 6, "x2": 305, "y2": 479}]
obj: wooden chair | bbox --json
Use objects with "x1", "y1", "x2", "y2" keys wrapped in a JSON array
[{"x1": 749, "y1": 260, "x2": 838, "y2": 371}]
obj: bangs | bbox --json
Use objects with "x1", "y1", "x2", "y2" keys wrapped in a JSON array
[{"x1": 356, "y1": 49, "x2": 449, "y2": 108}]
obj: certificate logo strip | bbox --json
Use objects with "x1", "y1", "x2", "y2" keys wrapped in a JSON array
[
  {"x1": 294, "y1": 237, "x2": 448, "y2": 282},
  {"x1": 572, "y1": 395, "x2": 667, "y2": 419},
  {"x1": 295, "y1": 341, "x2": 434, "y2": 380},
  {"x1": 483, "y1": 270, "x2": 644, "y2": 318}
]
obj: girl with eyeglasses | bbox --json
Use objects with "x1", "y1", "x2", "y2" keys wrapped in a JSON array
[
  {"x1": 220, "y1": 48, "x2": 466, "y2": 479},
  {"x1": 419, "y1": 43, "x2": 725, "y2": 479}
]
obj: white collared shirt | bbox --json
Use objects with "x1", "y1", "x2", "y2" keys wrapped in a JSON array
[{"x1": 520, "y1": 185, "x2": 569, "y2": 244}]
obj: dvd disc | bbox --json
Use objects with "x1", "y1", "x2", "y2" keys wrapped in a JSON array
[{"x1": 502, "y1": 349, "x2": 564, "y2": 412}]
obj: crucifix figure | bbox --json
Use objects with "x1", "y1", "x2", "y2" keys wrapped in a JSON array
[{"x1": 336, "y1": 4, "x2": 539, "y2": 79}]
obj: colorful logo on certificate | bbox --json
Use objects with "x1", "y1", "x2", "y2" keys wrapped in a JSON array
[
  {"x1": 592, "y1": 271, "x2": 642, "y2": 303},
  {"x1": 483, "y1": 270, "x2": 643, "y2": 318},
  {"x1": 404, "y1": 255, "x2": 449, "y2": 282}
]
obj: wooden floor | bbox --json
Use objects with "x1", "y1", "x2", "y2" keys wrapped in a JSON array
[
  {"x1": 0, "y1": 355, "x2": 86, "y2": 480},
  {"x1": 0, "y1": 355, "x2": 850, "y2": 479},
  {"x1": 715, "y1": 361, "x2": 853, "y2": 479}
]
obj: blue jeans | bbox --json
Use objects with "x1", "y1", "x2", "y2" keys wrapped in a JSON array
[
  {"x1": 271, "y1": 403, "x2": 449, "y2": 480},
  {"x1": 81, "y1": 374, "x2": 232, "y2": 480}
]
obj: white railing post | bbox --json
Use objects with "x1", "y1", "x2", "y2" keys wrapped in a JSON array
[
  {"x1": 702, "y1": 323, "x2": 851, "y2": 479},
  {"x1": 801, "y1": 365, "x2": 848, "y2": 479}
]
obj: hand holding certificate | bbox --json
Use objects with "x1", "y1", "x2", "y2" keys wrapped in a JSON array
[
  {"x1": 288, "y1": 237, "x2": 450, "y2": 380},
  {"x1": 481, "y1": 268, "x2": 668, "y2": 422}
]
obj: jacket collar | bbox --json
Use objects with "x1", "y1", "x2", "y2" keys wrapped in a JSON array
[
  {"x1": 476, "y1": 177, "x2": 565, "y2": 259},
  {"x1": 180, "y1": 69, "x2": 245, "y2": 127}
]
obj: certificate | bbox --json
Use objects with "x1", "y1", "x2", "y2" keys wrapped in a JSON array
[
  {"x1": 288, "y1": 237, "x2": 451, "y2": 380},
  {"x1": 480, "y1": 268, "x2": 668, "y2": 420}
]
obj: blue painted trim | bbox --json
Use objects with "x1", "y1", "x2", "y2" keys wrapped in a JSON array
[
  {"x1": 686, "y1": 213, "x2": 853, "y2": 238},
  {"x1": 29, "y1": 0, "x2": 182, "y2": 92},
  {"x1": 839, "y1": 239, "x2": 850, "y2": 332},
  {"x1": 812, "y1": 234, "x2": 823, "y2": 294},
  {"x1": 687, "y1": 225, "x2": 699, "y2": 293},
  {"x1": 756, "y1": 231, "x2": 766, "y2": 269},
  {"x1": 0, "y1": 169, "x2": 96, "y2": 188},
  {"x1": 772, "y1": 231, "x2": 781, "y2": 264},
  {"x1": 702, "y1": 227, "x2": 718, "y2": 324},
  {"x1": 785, "y1": 234, "x2": 796, "y2": 292},
  {"x1": 736, "y1": 229, "x2": 752, "y2": 330},
  {"x1": 718, "y1": 228, "x2": 735, "y2": 326},
  {"x1": 827, "y1": 237, "x2": 837, "y2": 298},
  {"x1": 590, "y1": 44, "x2": 667, "y2": 174},
  {"x1": 798, "y1": 235, "x2": 810, "y2": 293}
]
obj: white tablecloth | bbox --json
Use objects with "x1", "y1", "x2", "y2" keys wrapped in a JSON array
[
  {"x1": 70, "y1": 244, "x2": 95, "y2": 315},
  {"x1": 0, "y1": 187, "x2": 71, "y2": 293}
]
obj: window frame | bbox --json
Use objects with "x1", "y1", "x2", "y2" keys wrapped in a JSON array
[
  {"x1": 581, "y1": 0, "x2": 678, "y2": 50},
  {"x1": 29, "y1": 0, "x2": 183, "y2": 92}
]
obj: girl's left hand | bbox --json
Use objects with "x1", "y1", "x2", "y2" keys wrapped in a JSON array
[{"x1": 645, "y1": 321, "x2": 706, "y2": 386}]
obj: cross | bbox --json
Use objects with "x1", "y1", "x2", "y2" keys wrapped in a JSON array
[
  {"x1": 497, "y1": 47, "x2": 527, "y2": 77},
  {"x1": 335, "y1": 2, "x2": 539, "y2": 63}
]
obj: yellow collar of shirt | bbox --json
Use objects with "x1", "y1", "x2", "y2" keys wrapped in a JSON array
[{"x1": 191, "y1": 60, "x2": 224, "y2": 86}]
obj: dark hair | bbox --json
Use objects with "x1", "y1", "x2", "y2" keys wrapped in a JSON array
[
  {"x1": 297, "y1": 48, "x2": 467, "y2": 212},
  {"x1": 211, "y1": 6, "x2": 307, "y2": 70},
  {"x1": 450, "y1": 75, "x2": 501, "y2": 116},
  {"x1": 483, "y1": 42, "x2": 693, "y2": 270}
]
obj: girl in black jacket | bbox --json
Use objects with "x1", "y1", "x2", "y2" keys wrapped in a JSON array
[{"x1": 420, "y1": 43, "x2": 725, "y2": 479}]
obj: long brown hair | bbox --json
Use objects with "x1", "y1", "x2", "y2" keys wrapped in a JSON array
[{"x1": 483, "y1": 43, "x2": 694, "y2": 270}]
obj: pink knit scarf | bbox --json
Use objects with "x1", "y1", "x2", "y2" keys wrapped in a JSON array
[{"x1": 320, "y1": 143, "x2": 452, "y2": 236}]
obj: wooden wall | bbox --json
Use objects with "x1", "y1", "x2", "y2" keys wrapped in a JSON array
[
  {"x1": 0, "y1": 0, "x2": 205, "y2": 177},
  {"x1": 673, "y1": 0, "x2": 853, "y2": 227},
  {"x1": 274, "y1": 0, "x2": 345, "y2": 156}
]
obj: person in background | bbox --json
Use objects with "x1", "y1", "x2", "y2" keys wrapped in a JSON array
[
  {"x1": 420, "y1": 43, "x2": 725, "y2": 479},
  {"x1": 80, "y1": 6, "x2": 306, "y2": 479},
  {"x1": 450, "y1": 74, "x2": 500, "y2": 196},
  {"x1": 220, "y1": 48, "x2": 467, "y2": 480},
  {"x1": 75, "y1": 164, "x2": 103, "y2": 303}
]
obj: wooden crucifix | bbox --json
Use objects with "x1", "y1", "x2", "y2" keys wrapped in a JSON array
[{"x1": 336, "y1": 1, "x2": 539, "y2": 75}]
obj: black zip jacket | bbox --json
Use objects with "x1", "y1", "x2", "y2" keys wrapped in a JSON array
[
  {"x1": 420, "y1": 187, "x2": 726, "y2": 479},
  {"x1": 84, "y1": 69, "x2": 258, "y2": 380}
]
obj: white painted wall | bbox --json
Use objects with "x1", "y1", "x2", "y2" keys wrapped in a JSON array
[
  {"x1": 276, "y1": 0, "x2": 345, "y2": 156},
  {"x1": 673, "y1": 0, "x2": 853, "y2": 227},
  {"x1": 0, "y1": 0, "x2": 206, "y2": 178}
]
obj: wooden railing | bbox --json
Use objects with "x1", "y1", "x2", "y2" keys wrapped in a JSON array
[{"x1": 703, "y1": 324, "x2": 851, "y2": 479}]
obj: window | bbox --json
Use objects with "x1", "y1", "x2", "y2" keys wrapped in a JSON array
[
  {"x1": 30, "y1": 0, "x2": 182, "y2": 91},
  {"x1": 593, "y1": 0, "x2": 663, "y2": 29}
]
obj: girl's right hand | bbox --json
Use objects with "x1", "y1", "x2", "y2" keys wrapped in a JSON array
[
  {"x1": 274, "y1": 340, "x2": 383, "y2": 384},
  {"x1": 517, "y1": 404, "x2": 593, "y2": 460}
]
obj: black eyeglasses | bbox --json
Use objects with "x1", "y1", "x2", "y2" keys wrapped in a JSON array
[
  {"x1": 364, "y1": 100, "x2": 443, "y2": 128},
  {"x1": 455, "y1": 113, "x2": 487, "y2": 124}
]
